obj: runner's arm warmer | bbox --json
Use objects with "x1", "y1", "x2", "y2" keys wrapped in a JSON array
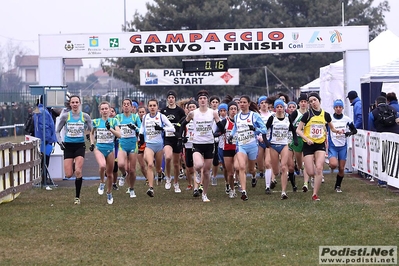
[
  {"x1": 216, "y1": 121, "x2": 225, "y2": 134},
  {"x1": 178, "y1": 119, "x2": 189, "y2": 139}
]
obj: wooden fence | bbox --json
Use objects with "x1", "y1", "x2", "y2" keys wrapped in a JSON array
[{"x1": 0, "y1": 140, "x2": 42, "y2": 204}]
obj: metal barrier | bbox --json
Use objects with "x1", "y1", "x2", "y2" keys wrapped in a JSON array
[
  {"x1": 0, "y1": 140, "x2": 42, "y2": 204},
  {"x1": 0, "y1": 124, "x2": 25, "y2": 138}
]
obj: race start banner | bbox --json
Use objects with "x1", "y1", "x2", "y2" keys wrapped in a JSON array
[{"x1": 139, "y1": 69, "x2": 239, "y2": 86}]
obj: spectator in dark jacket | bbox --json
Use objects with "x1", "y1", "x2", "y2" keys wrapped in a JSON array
[
  {"x1": 386, "y1": 92, "x2": 399, "y2": 115},
  {"x1": 347, "y1": 90, "x2": 363, "y2": 129},
  {"x1": 368, "y1": 96, "x2": 399, "y2": 134}
]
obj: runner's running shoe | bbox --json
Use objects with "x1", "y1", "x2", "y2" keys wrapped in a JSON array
[
  {"x1": 270, "y1": 179, "x2": 277, "y2": 189},
  {"x1": 174, "y1": 183, "x2": 181, "y2": 193},
  {"x1": 312, "y1": 194, "x2": 320, "y2": 201},
  {"x1": 241, "y1": 191, "x2": 248, "y2": 201},
  {"x1": 202, "y1": 194, "x2": 210, "y2": 202},
  {"x1": 146, "y1": 188, "x2": 154, "y2": 197},
  {"x1": 251, "y1": 178, "x2": 257, "y2": 188},
  {"x1": 165, "y1": 177, "x2": 172, "y2": 190},
  {"x1": 74, "y1": 198, "x2": 80, "y2": 205},
  {"x1": 97, "y1": 183, "x2": 105, "y2": 195},
  {"x1": 193, "y1": 189, "x2": 200, "y2": 197},
  {"x1": 107, "y1": 193, "x2": 114, "y2": 205},
  {"x1": 129, "y1": 188, "x2": 136, "y2": 198},
  {"x1": 119, "y1": 172, "x2": 127, "y2": 187}
]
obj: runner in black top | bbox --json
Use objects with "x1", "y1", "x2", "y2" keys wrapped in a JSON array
[{"x1": 161, "y1": 90, "x2": 186, "y2": 193}]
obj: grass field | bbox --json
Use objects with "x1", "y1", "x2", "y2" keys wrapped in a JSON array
[
  {"x1": 0, "y1": 172, "x2": 398, "y2": 265},
  {"x1": 0, "y1": 135, "x2": 26, "y2": 144}
]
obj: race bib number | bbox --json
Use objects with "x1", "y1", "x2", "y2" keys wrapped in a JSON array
[
  {"x1": 120, "y1": 125, "x2": 135, "y2": 138},
  {"x1": 187, "y1": 131, "x2": 194, "y2": 142},
  {"x1": 272, "y1": 126, "x2": 288, "y2": 142},
  {"x1": 196, "y1": 122, "x2": 212, "y2": 136},
  {"x1": 96, "y1": 128, "x2": 114, "y2": 144},
  {"x1": 310, "y1": 124, "x2": 324, "y2": 139},
  {"x1": 237, "y1": 130, "x2": 254, "y2": 145},
  {"x1": 66, "y1": 122, "x2": 84, "y2": 138},
  {"x1": 165, "y1": 131, "x2": 175, "y2": 137}
]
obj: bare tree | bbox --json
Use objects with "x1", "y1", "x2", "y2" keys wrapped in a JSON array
[
  {"x1": 5, "y1": 40, "x2": 30, "y2": 71},
  {"x1": 0, "y1": 43, "x2": 5, "y2": 73}
]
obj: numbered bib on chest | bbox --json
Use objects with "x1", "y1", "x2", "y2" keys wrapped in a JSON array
[
  {"x1": 196, "y1": 122, "x2": 212, "y2": 136},
  {"x1": 66, "y1": 122, "x2": 84, "y2": 138},
  {"x1": 165, "y1": 130, "x2": 175, "y2": 137},
  {"x1": 96, "y1": 128, "x2": 114, "y2": 143},
  {"x1": 310, "y1": 124, "x2": 324, "y2": 139},
  {"x1": 146, "y1": 124, "x2": 159, "y2": 141},
  {"x1": 237, "y1": 130, "x2": 254, "y2": 145},
  {"x1": 120, "y1": 125, "x2": 135, "y2": 138},
  {"x1": 272, "y1": 126, "x2": 289, "y2": 142}
]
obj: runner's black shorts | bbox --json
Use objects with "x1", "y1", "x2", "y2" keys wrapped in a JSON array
[
  {"x1": 164, "y1": 137, "x2": 182, "y2": 153},
  {"x1": 64, "y1": 142, "x2": 86, "y2": 159},
  {"x1": 192, "y1": 143, "x2": 214, "y2": 160},
  {"x1": 302, "y1": 142, "x2": 326, "y2": 157}
]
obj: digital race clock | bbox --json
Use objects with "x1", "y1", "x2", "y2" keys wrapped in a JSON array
[{"x1": 182, "y1": 58, "x2": 228, "y2": 73}]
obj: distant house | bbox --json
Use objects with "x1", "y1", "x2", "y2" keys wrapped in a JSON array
[
  {"x1": 15, "y1": 55, "x2": 83, "y2": 92},
  {"x1": 92, "y1": 69, "x2": 111, "y2": 85}
]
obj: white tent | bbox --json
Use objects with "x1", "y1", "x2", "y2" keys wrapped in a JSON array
[
  {"x1": 361, "y1": 57, "x2": 399, "y2": 83},
  {"x1": 361, "y1": 57, "x2": 399, "y2": 96},
  {"x1": 318, "y1": 30, "x2": 399, "y2": 115},
  {"x1": 300, "y1": 78, "x2": 320, "y2": 92},
  {"x1": 319, "y1": 61, "x2": 345, "y2": 114}
]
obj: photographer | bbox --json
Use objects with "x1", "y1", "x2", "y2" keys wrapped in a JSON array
[
  {"x1": 368, "y1": 96, "x2": 399, "y2": 133},
  {"x1": 386, "y1": 92, "x2": 399, "y2": 115}
]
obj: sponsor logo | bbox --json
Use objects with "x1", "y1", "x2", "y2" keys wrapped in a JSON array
[
  {"x1": 220, "y1": 72, "x2": 233, "y2": 83},
  {"x1": 309, "y1": 31, "x2": 323, "y2": 43},
  {"x1": 330, "y1": 30, "x2": 343, "y2": 43},
  {"x1": 65, "y1": 41, "x2": 85, "y2": 52},
  {"x1": 144, "y1": 71, "x2": 158, "y2": 85},
  {"x1": 110, "y1": 38, "x2": 119, "y2": 48},
  {"x1": 65, "y1": 41, "x2": 74, "y2": 51},
  {"x1": 289, "y1": 32, "x2": 302, "y2": 48},
  {"x1": 102, "y1": 38, "x2": 126, "y2": 52},
  {"x1": 89, "y1": 36, "x2": 99, "y2": 47},
  {"x1": 306, "y1": 31, "x2": 325, "y2": 49},
  {"x1": 288, "y1": 43, "x2": 303, "y2": 49}
]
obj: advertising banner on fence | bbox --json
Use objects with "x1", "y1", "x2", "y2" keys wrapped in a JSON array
[
  {"x1": 351, "y1": 130, "x2": 399, "y2": 188},
  {"x1": 139, "y1": 69, "x2": 239, "y2": 86},
  {"x1": 381, "y1": 132, "x2": 399, "y2": 188},
  {"x1": 39, "y1": 26, "x2": 368, "y2": 58},
  {"x1": 352, "y1": 130, "x2": 367, "y2": 173}
]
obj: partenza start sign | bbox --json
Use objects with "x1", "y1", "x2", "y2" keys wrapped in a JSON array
[
  {"x1": 140, "y1": 69, "x2": 239, "y2": 86},
  {"x1": 39, "y1": 26, "x2": 368, "y2": 58}
]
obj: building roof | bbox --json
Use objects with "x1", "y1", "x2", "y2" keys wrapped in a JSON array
[
  {"x1": 92, "y1": 69, "x2": 110, "y2": 77},
  {"x1": 15, "y1": 55, "x2": 83, "y2": 67}
]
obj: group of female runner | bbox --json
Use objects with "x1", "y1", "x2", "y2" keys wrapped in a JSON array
[{"x1": 56, "y1": 91, "x2": 356, "y2": 204}]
